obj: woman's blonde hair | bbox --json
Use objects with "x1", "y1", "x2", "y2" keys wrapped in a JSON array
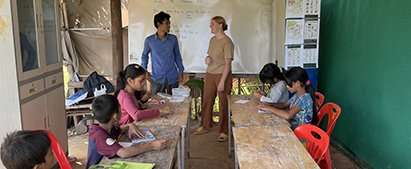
[{"x1": 212, "y1": 16, "x2": 228, "y2": 31}]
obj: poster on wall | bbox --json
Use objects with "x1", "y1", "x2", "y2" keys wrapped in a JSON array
[
  {"x1": 285, "y1": 19, "x2": 303, "y2": 44},
  {"x1": 285, "y1": 45, "x2": 302, "y2": 68},
  {"x1": 302, "y1": 44, "x2": 318, "y2": 68},
  {"x1": 304, "y1": 19, "x2": 319, "y2": 43},
  {"x1": 304, "y1": 0, "x2": 321, "y2": 16},
  {"x1": 286, "y1": 0, "x2": 304, "y2": 18}
]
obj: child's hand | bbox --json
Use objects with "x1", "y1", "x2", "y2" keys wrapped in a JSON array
[
  {"x1": 159, "y1": 106, "x2": 174, "y2": 115},
  {"x1": 258, "y1": 102, "x2": 270, "y2": 111},
  {"x1": 142, "y1": 90, "x2": 153, "y2": 101},
  {"x1": 151, "y1": 139, "x2": 167, "y2": 150},
  {"x1": 148, "y1": 100, "x2": 162, "y2": 107},
  {"x1": 253, "y1": 91, "x2": 263, "y2": 99},
  {"x1": 128, "y1": 123, "x2": 146, "y2": 138},
  {"x1": 205, "y1": 56, "x2": 211, "y2": 65}
]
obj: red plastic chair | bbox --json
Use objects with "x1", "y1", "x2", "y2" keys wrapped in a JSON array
[
  {"x1": 316, "y1": 103, "x2": 341, "y2": 169},
  {"x1": 35, "y1": 129, "x2": 72, "y2": 169},
  {"x1": 293, "y1": 124, "x2": 329, "y2": 164},
  {"x1": 315, "y1": 92, "x2": 325, "y2": 111}
]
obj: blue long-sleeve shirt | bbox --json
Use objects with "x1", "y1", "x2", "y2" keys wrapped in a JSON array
[{"x1": 141, "y1": 33, "x2": 184, "y2": 84}]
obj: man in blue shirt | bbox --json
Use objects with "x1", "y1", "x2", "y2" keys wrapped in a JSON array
[{"x1": 141, "y1": 11, "x2": 185, "y2": 96}]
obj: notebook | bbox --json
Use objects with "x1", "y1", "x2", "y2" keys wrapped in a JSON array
[{"x1": 130, "y1": 129, "x2": 156, "y2": 144}]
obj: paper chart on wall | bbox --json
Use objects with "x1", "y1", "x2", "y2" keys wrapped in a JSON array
[
  {"x1": 286, "y1": 0, "x2": 304, "y2": 18},
  {"x1": 304, "y1": 0, "x2": 321, "y2": 16},
  {"x1": 286, "y1": 20, "x2": 304, "y2": 44},
  {"x1": 303, "y1": 47, "x2": 318, "y2": 64},
  {"x1": 304, "y1": 20, "x2": 318, "y2": 42},
  {"x1": 286, "y1": 46, "x2": 302, "y2": 67}
]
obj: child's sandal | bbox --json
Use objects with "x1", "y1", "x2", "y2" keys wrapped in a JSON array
[
  {"x1": 218, "y1": 133, "x2": 228, "y2": 142},
  {"x1": 194, "y1": 127, "x2": 208, "y2": 135}
]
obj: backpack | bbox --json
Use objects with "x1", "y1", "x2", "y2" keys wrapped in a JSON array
[{"x1": 83, "y1": 71, "x2": 115, "y2": 97}]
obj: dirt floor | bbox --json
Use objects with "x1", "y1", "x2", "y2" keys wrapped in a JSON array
[{"x1": 68, "y1": 120, "x2": 361, "y2": 169}]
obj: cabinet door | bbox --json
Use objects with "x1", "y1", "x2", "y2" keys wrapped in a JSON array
[
  {"x1": 12, "y1": 0, "x2": 46, "y2": 80},
  {"x1": 46, "y1": 86, "x2": 68, "y2": 153},
  {"x1": 41, "y1": 0, "x2": 62, "y2": 72},
  {"x1": 21, "y1": 95, "x2": 47, "y2": 130}
]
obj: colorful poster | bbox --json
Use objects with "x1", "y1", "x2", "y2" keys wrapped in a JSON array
[
  {"x1": 286, "y1": 0, "x2": 304, "y2": 18},
  {"x1": 286, "y1": 46, "x2": 302, "y2": 67},
  {"x1": 286, "y1": 20, "x2": 304, "y2": 44},
  {"x1": 304, "y1": 20, "x2": 319, "y2": 42},
  {"x1": 304, "y1": 0, "x2": 320, "y2": 16},
  {"x1": 303, "y1": 48, "x2": 317, "y2": 63}
]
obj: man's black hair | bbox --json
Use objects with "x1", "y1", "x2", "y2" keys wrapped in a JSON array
[
  {"x1": 154, "y1": 11, "x2": 170, "y2": 29},
  {"x1": 1, "y1": 130, "x2": 51, "y2": 169},
  {"x1": 92, "y1": 95, "x2": 120, "y2": 123}
]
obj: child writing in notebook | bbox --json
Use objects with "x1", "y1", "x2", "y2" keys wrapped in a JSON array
[
  {"x1": 1, "y1": 130, "x2": 54, "y2": 169},
  {"x1": 115, "y1": 64, "x2": 174, "y2": 126},
  {"x1": 258, "y1": 67, "x2": 317, "y2": 130},
  {"x1": 253, "y1": 63, "x2": 289, "y2": 103},
  {"x1": 86, "y1": 95, "x2": 167, "y2": 168}
]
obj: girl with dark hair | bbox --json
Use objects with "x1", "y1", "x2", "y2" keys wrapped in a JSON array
[
  {"x1": 253, "y1": 63, "x2": 289, "y2": 103},
  {"x1": 115, "y1": 64, "x2": 174, "y2": 126},
  {"x1": 258, "y1": 67, "x2": 317, "y2": 130}
]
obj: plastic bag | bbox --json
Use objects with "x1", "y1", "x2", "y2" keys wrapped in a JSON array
[
  {"x1": 94, "y1": 84, "x2": 107, "y2": 97},
  {"x1": 89, "y1": 161, "x2": 155, "y2": 169}
]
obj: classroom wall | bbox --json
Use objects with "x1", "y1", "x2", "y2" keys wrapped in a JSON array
[
  {"x1": 0, "y1": 0, "x2": 23, "y2": 168},
  {"x1": 318, "y1": 1, "x2": 411, "y2": 168}
]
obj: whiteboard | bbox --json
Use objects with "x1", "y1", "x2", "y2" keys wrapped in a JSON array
[{"x1": 128, "y1": 0, "x2": 276, "y2": 73}]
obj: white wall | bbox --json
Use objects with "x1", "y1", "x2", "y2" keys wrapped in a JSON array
[{"x1": 0, "y1": 0, "x2": 22, "y2": 168}]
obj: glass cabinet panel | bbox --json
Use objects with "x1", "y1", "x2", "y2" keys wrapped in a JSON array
[
  {"x1": 42, "y1": 0, "x2": 59, "y2": 65},
  {"x1": 17, "y1": 0, "x2": 39, "y2": 72}
]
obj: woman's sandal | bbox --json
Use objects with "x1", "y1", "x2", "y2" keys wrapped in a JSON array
[
  {"x1": 218, "y1": 133, "x2": 228, "y2": 142},
  {"x1": 194, "y1": 127, "x2": 209, "y2": 135}
]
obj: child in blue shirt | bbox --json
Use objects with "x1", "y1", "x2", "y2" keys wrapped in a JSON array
[{"x1": 259, "y1": 67, "x2": 318, "y2": 130}]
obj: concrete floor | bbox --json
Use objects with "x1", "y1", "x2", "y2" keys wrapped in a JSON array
[{"x1": 68, "y1": 120, "x2": 361, "y2": 169}]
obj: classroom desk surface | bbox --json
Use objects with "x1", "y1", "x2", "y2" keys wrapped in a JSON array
[
  {"x1": 233, "y1": 125, "x2": 320, "y2": 169},
  {"x1": 134, "y1": 97, "x2": 191, "y2": 127},
  {"x1": 228, "y1": 95, "x2": 290, "y2": 127},
  {"x1": 133, "y1": 97, "x2": 191, "y2": 169},
  {"x1": 99, "y1": 125, "x2": 181, "y2": 169}
]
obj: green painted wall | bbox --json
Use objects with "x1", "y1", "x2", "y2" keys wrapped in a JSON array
[{"x1": 318, "y1": 1, "x2": 411, "y2": 168}]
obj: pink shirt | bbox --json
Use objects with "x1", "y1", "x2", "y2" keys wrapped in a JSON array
[{"x1": 117, "y1": 90, "x2": 160, "y2": 126}]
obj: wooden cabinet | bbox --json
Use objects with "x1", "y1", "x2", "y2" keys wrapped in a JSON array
[
  {"x1": 12, "y1": 0, "x2": 62, "y2": 80},
  {"x1": 5, "y1": 0, "x2": 68, "y2": 155}
]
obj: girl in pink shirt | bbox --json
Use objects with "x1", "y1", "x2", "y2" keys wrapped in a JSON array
[{"x1": 115, "y1": 64, "x2": 174, "y2": 126}]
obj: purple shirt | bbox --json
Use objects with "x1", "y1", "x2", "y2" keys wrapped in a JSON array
[
  {"x1": 117, "y1": 90, "x2": 160, "y2": 126},
  {"x1": 86, "y1": 124, "x2": 122, "y2": 168}
]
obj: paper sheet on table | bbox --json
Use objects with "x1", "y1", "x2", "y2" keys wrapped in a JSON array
[
  {"x1": 258, "y1": 110, "x2": 272, "y2": 113},
  {"x1": 235, "y1": 100, "x2": 249, "y2": 104},
  {"x1": 118, "y1": 142, "x2": 133, "y2": 148}
]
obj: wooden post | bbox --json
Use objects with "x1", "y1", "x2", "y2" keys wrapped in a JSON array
[{"x1": 111, "y1": 0, "x2": 123, "y2": 80}]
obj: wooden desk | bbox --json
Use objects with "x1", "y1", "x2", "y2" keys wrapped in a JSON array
[
  {"x1": 99, "y1": 126, "x2": 181, "y2": 169},
  {"x1": 134, "y1": 97, "x2": 191, "y2": 169},
  {"x1": 227, "y1": 95, "x2": 290, "y2": 156},
  {"x1": 228, "y1": 95, "x2": 290, "y2": 127},
  {"x1": 233, "y1": 125, "x2": 319, "y2": 169}
]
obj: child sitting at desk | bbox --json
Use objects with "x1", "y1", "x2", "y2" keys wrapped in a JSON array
[
  {"x1": 258, "y1": 67, "x2": 318, "y2": 130},
  {"x1": 86, "y1": 95, "x2": 168, "y2": 168},
  {"x1": 115, "y1": 64, "x2": 174, "y2": 126},
  {"x1": 1, "y1": 130, "x2": 54, "y2": 169},
  {"x1": 253, "y1": 63, "x2": 289, "y2": 103}
]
